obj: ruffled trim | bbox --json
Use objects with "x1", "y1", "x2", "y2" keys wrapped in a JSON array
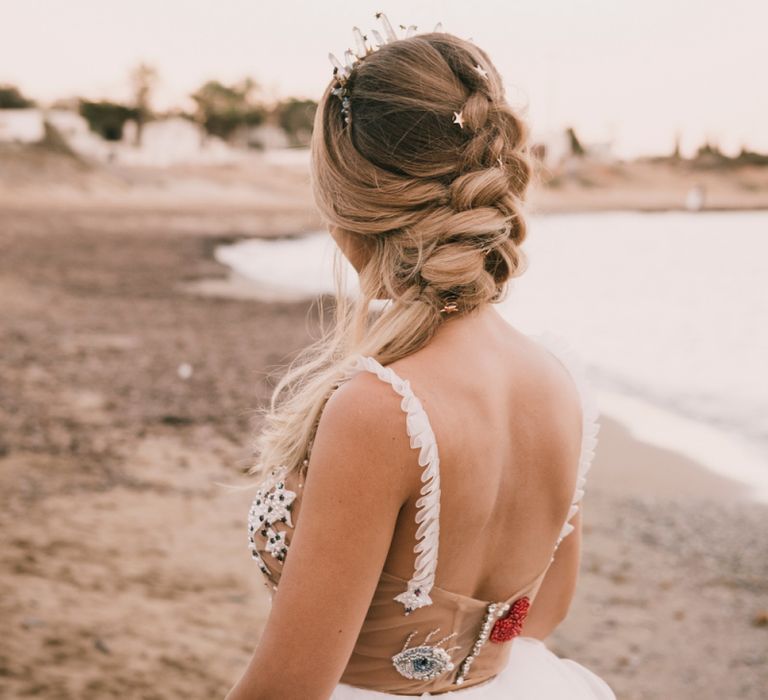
[
  {"x1": 532, "y1": 332, "x2": 601, "y2": 547},
  {"x1": 341, "y1": 354, "x2": 441, "y2": 615}
]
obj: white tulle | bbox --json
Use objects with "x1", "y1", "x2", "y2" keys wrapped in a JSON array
[{"x1": 331, "y1": 637, "x2": 615, "y2": 699}]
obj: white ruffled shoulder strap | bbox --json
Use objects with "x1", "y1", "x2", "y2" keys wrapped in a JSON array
[
  {"x1": 531, "y1": 332, "x2": 601, "y2": 549},
  {"x1": 341, "y1": 354, "x2": 440, "y2": 615}
]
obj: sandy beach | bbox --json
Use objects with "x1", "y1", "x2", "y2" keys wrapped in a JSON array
[{"x1": 1, "y1": 150, "x2": 767, "y2": 699}]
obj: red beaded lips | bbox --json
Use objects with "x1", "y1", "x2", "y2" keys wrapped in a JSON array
[{"x1": 489, "y1": 596, "x2": 530, "y2": 643}]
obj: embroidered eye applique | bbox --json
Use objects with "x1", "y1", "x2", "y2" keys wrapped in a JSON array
[
  {"x1": 391, "y1": 628, "x2": 460, "y2": 681},
  {"x1": 247, "y1": 473, "x2": 298, "y2": 577},
  {"x1": 489, "y1": 596, "x2": 530, "y2": 643}
]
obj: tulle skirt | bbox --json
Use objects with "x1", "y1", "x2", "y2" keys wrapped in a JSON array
[{"x1": 330, "y1": 637, "x2": 616, "y2": 699}]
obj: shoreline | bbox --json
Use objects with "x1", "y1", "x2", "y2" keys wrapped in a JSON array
[
  {"x1": 592, "y1": 415, "x2": 749, "y2": 502},
  {"x1": 190, "y1": 241, "x2": 765, "y2": 506}
]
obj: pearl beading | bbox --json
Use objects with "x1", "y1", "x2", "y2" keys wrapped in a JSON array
[{"x1": 453, "y1": 601, "x2": 511, "y2": 686}]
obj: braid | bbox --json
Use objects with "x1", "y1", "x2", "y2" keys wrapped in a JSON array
[
  {"x1": 312, "y1": 30, "x2": 532, "y2": 319},
  {"x1": 397, "y1": 43, "x2": 532, "y2": 308},
  {"x1": 255, "y1": 29, "x2": 534, "y2": 480}
]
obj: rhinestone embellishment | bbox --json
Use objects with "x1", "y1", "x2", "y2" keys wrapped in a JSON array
[
  {"x1": 454, "y1": 602, "x2": 510, "y2": 685},
  {"x1": 489, "y1": 596, "x2": 530, "y2": 643},
  {"x1": 247, "y1": 467, "x2": 298, "y2": 577},
  {"x1": 395, "y1": 586, "x2": 432, "y2": 616},
  {"x1": 392, "y1": 628, "x2": 459, "y2": 681}
]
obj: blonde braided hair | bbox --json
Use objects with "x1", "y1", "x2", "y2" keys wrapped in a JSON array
[{"x1": 251, "y1": 31, "x2": 531, "y2": 478}]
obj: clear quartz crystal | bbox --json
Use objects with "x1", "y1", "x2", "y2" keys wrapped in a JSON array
[
  {"x1": 352, "y1": 26, "x2": 368, "y2": 57},
  {"x1": 328, "y1": 52, "x2": 348, "y2": 80},
  {"x1": 344, "y1": 49, "x2": 357, "y2": 70},
  {"x1": 378, "y1": 13, "x2": 398, "y2": 42}
]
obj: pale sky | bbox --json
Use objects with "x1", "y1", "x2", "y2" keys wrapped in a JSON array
[{"x1": 2, "y1": 0, "x2": 767, "y2": 157}]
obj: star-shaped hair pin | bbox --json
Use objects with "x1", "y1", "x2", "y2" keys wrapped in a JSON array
[
  {"x1": 452, "y1": 111, "x2": 465, "y2": 129},
  {"x1": 473, "y1": 64, "x2": 489, "y2": 79}
]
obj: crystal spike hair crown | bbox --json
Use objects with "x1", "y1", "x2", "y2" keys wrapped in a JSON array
[{"x1": 328, "y1": 13, "x2": 444, "y2": 126}]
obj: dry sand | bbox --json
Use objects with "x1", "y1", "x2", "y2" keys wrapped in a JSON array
[{"x1": 1, "y1": 152, "x2": 767, "y2": 699}]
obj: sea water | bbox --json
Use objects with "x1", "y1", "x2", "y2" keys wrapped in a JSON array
[{"x1": 216, "y1": 211, "x2": 768, "y2": 500}]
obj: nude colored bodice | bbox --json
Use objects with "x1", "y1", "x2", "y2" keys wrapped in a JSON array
[{"x1": 247, "y1": 332, "x2": 600, "y2": 694}]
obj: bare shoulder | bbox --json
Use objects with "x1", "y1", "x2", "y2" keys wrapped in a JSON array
[
  {"x1": 523, "y1": 334, "x2": 584, "y2": 408},
  {"x1": 311, "y1": 368, "x2": 416, "y2": 498},
  {"x1": 517, "y1": 333, "x2": 585, "y2": 446},
  {"x1": 321, "y1": 368, "x2": 409, "y2": 440}
]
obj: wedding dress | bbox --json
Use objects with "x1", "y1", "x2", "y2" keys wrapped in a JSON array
[{"x1": 246, "y1": 332, "x2": 616, "y2": 699}]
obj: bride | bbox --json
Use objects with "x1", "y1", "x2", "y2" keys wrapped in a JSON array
[{"x1": 227, "y1": 15, "x2": 616, "y2": 700}]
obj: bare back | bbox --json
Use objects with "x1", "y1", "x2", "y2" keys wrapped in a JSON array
[{"x1": 380, "y1": 305, "x2": 584, "y2": 605}]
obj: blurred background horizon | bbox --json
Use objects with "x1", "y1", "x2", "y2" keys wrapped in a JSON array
[{"x1": 2, "y1": 0, "x2": 768, "y2": 158}]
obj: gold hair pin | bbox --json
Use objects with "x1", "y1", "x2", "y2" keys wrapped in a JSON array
[{"x1": 439, "y1": 301, "x2": 459, "y2": 314}]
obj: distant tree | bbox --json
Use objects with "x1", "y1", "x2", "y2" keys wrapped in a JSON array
[
  {"x1": 130, "y1": 62, "x2": 158, "y2": 147},
  {"x1": 735, "y1": 147, "x2": 768, "y2": 167},
  {"x1": 672, "y1": 132, "x2": 682, "y2": 160},
  {"x1": 696, "y1": 141, "x2": 730, "y2": 165},
  {"x1": 697, "y1": 141, "x2": 723, "y2": 158},
  {"x1": 275, "y1": 98, "x2": 317, "y2": 146},
  {"x1": 566, "y1": 127, "x2": 585, "y2": 157},
  {"x1": 190, "y1": 78, "x2": 266, "y2": 141},
  {"x1": 689, "y1": 140, "x2": 738, "y2": 170},
  {"x1": 0, "y1": 84, "x2": 35, "y2": 109},
  {"x1": 79, "y1": 100, "x2": 138, "y2": 141}
]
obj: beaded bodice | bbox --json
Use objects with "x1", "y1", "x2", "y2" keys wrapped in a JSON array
[{"x1": 246, "y1": 332, "x2": 600, "y2": 694}]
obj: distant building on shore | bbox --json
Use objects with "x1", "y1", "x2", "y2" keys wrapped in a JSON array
[
  {"x1": 0, "y1": 108, "x2": 45, "y2": 143},
  {"x1": 530, "y1": 127, "x2": 616, "y2": 170},
  {"x1": 120, "y1": 117, "x2": 236, "y2": 166},
  {"x1": 0, "y1": 106, "x2": 245, "y2": 166}
]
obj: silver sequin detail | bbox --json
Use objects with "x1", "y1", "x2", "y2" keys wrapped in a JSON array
[{"x1": 454, "y1": 602, "x2": 510, "y2": 685}]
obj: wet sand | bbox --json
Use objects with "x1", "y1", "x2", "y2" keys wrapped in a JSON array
[{"x1": 1, "y1": 162, "x2": 767, "y2": 698}]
